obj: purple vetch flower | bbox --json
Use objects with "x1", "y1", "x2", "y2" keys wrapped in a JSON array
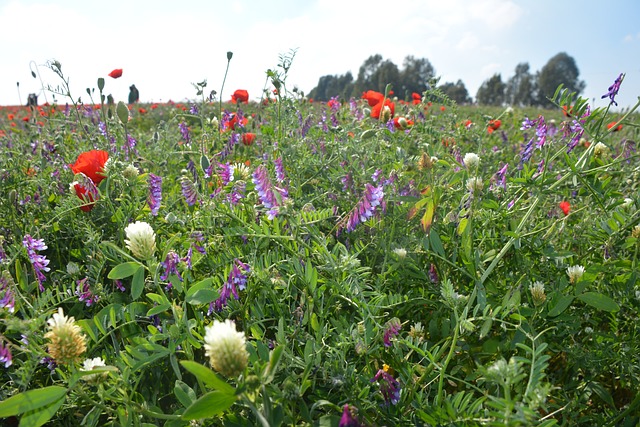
[
  {"x1": 601, "y1": 73, "x2": 624, "y2": 106},
  {"x1": 189, "y1": 104, "x2": 199, "y2": 115},
  {"x1": 341, "y1": 173, "x2": 353, "y2": 192},
  {"x1": 217, "y1": 162, "x2": 235, "y2": 186},
  {"x1": 0, "y1": 238, "x2": 7, "y2": 262},
  {"x1": 191, "y1": 232, "x2": 206, "y2": 254},
  {"x1": 209, "y1": 259, "x2": 250, "y2": 313},
  {"x1": 532, "y1": 159, "x2": 546, "y2": 179},
  {"x1": 252, "y1": 164, "x2": 287, "y2": 219},
  {"x1": 114, "y1": 279, "x2": 126, "y2": 292},
  {"x1": 274, "y1": 157, "x2": 285, "y2": 183},
  {"x1": 301, "y1": 115, "x2": 314, "y2": 138},
  {"x1": 339, "y1": 404, "x2": 360, "y2": 427},
  {"x1": 371, "y1": 369, "x2": 401, "y2": 405},
  {"x1": 428, "y1": 263, "x2": 439, "y2": 284},
  {"x1": 383, "y1": 318, "x2": 402, "y2": 347},
  {"x1": 22, "y1": 234, "x2": 50, "y2": 292},
  {"x1": 490, "y1": 163, "x2": 509, "y2": 192},
  {"x1": 0, "y1": 341, "x2": 12, "y2": 368},
  {"x1": 160, "y1": 250, "x2": 182, "y2": 282},
  {"x1": 147, "y1": 173, "x2": 162, "y2": 216},
  {"x1": 386, "y1": 119, "x2": 395, "y2": 132},
  {"x1": 75, "y1": 277, "x2": 99, "y2": 307},
  {"x1": 371, "y1": 169, "x2": 382, "y2": 183},
  {"x1": 40, "y1": 356, "x2": 57, "y2": 371},
  {"x1": 180, "y1": 176, "x2": 199, "y2": 206},
  {"x1": 337, "y1": 183, "x2": 384, "y2": 234},
  {"x1": 0, "y1": 272, "x2": 15, "y2": 313},
  {"x1": 179, "y1": 121, "x2": 191, "y2": 145}
]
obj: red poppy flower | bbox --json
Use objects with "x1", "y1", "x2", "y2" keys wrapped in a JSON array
[
  {"x1": 371, "y1": 99, "x2": 395, "y2": 120},
  {"x1": 327, "y1": 98, "x2": 340, "y2": 110},
  {"x1": 70, "y1": 150, "x2": 109, "y2": 185},
  {"x1": 440, "y1": 106, "x2": 446, "y2": 112},
  {"x1": 411, "y1": 92, "x2": 422, "y2": 105},
  {"x1": 230, "y1": 89, "x2": 249, "y2": 104},
  {"x1": 388, "y1": 90, "x2": 394, "y2": 96},
  {"x1": 487, "y1": 119, "x2": 501, "y2": 134},
  {"x1": 607, "y1": 121, "x2": 622, "y2": 132},
  {"x1": 227, "y1": 114, "x2": 248, "y2": 131},
  {"x1": 108, "y1": 69, "x2": 123, "y2": 79},
  {"x1": 562, "y1": 105, "x2": 573, "y2": 118},
  {"x1": 393, "y1": 116, "x2": 413, "y2": 130},
  {"x1": 559, "y1": 201, "x2": 570, "y2": 216},
  {"x1": 242, "y1": 133, "x2": 256, "y2": 146},
  {"x1": 7, "y1": 114, "x2": 14, "y2": 120},
  {"x1": 73, "y1": 184, "x2": 97, "y2": 212},
  {"x1": 362, "y1": 90, "x2": 384, "y2": 107},
  {"x1": 464, "y1": 119, "x2": 473, "y2": 129},
  {"x1": 138, "y1": 108, "x2": 147, "y2": 114}
]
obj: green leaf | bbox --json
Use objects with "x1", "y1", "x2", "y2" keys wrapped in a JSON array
[
  {"x1": 19, "y1": 394, "x2": 66, "y2": 427},
  {"x1": 185, "y1": 279, "x2": 219, "y2": 305},
  {"x1": 131, "y1": 266, "x2": 145, "y2": 300},
  {"x1": 174, "y1": 380, "x2": 196, "y2": 408},
  {"x1": 147, "y1": 303, "x2": 171, "y2": 316},
  {"x1": 180, "y1": 361, "x2": 235, "y2": 394},
  {"x1": 421, "y1": 198, "x2": 435, "y2": 233},
  {"x1": 181, "y1": 390, "x2": 236, "y2": 420},
  {"x1": 547, "y1": 295, "x2": 574, "y2": 317},
  {"x1": 576, "y1": 292, "x2": 620, "y2": 312},
  {"x1": 263, "y1": 345, "x2": 284, "y2": 384},
  {"x1": 0, "y1": 386, "x2": 67, "y2": 417},
  {"x1": 107, "y1": 262, "x2": 142, "y2": 280},
  {"x1": 200, "y1": 155, "x2": 210, "y2": 173}
]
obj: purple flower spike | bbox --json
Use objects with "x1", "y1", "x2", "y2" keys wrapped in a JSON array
[
  {"x1": 383, "y1": 318, "x2": 402, "y2": 347},
  {"x1": 339, "y1": 404, "x2": 360, "y2": 427},
  {"x1": 160, "y1": 251, "x2": 182, "y2": 282},
  {"x1": 371, "y1": 369, "x2": 401, "y2": 406},
  {"x1": 338, "y1": 183, "x2": 384, "y2": 234},
  {"x1": 209, "y1": 259, "x2": 250, "y2": 313},
  {"x1": 601, "y1": 73, "x2": 624, "y2": 106},
  {"x1": 75, "y1": 277, "x2": 99, "y2": 307},
  {"x1": 0, "y1": 341, "x2": 12, "y2": 368},
  {"x1": 0, "y1": 273, "x2": 15, "y2": 313},
  {"x1": 22, "y1": 234, "x2": 50, "y2": 292},
  {"x1": 147, "y1": 173, "x2": 162, "y2": 216}
]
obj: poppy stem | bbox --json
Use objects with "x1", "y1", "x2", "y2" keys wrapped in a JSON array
[{"x1": 219, "y1": 53, "x2": 233, "y2": 124}]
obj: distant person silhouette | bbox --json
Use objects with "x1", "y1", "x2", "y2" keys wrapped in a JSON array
[{"x1": 128, "y1": 85, "x2": 139, "y2": 104}]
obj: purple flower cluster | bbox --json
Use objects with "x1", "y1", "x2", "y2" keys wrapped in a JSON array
[
  {"x1": 490, "y1": 163, "x2": 508, "y2": 192},
  {"x1": 0, "y1": 272, "x2": 15, "y2": 313},
  {"x1": 179, "y1": 121, "x2": 191, "y2": 145},
  {"x1": 383, "y1": 318, "x2": 402, "y2": 347},
  {"x1": 22, "y1": 234, "x2": 50, "y2": 292},
  {"x1": 339, "y1": 404, "x2": 360, "y2": 427},
  {"x1": 160, "y1": 251, "x2": 182, "y2": 282},
  {"x1": 180, "y1": 176, "x2": 199, "y2": 206},
  {"x1": 209, "y1": 259, "x2": 250, "y2": 313},
  {"x1": 601, "y1": 73, "x2": 624, "y2": 106},
  {"x1": 75, "y1": 277, "x2": 99, "y2": 306},
  {"x1": 252, "y1": 164, "x2": 288, "y2": 219},
  {"x1": 147, "y1": 173, "x2": 162, "y2": 216},
  {"x1": 338, "y1": 183, "x2": 384, "y2": 234},
  {"x1": 371, "y1": 369, "x2": 401, "y2": 405},
  {"x1": 0, "y1": 341, "x2": 12, "y2": 368},
  {"x1": 274, "y1": 157, "x2": 285, "y2": 183}
]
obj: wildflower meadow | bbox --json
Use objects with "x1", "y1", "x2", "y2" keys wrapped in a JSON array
[{"x1": 0, "y1": 54, "x2": 639, "y2": 426}]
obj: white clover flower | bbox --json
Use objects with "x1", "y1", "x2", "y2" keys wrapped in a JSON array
[
  {"x1": 593, "y1": 142, "x2": 609, "y2": 157},
  {"x1": 621, "y1": 198, "x2": 633, "y2": 209},
  {"x1": 466, "y1": 177, "x2": 484, "y2": 193},
  {"x1": 204, "y1": 319, "x2": 248, "y2": 378},
  {"x1": 44, "y1": 308, "x2": 87, "y2": 365},
  {"x1": 566, "y1": 265, "x2": 585, "y2": 284},
  {"x1": 393, "y1": 248, "x2": 407, "y2": 259},
  {"x1": 124, "y1": 221, "x2": 156, "y2": 260},
  {"x1": 123, "y1": 164, "x2": 139, "y2": 180},
  {"x1": 529, "y1": 281, "x2": 546, "y2": 306},
  {"x1": 233, "y1": 162, "x2": 251, "y2": 181},
  {"x1": 463, "y1": 152, "x2": 480, "y2": 170},
  {"x1": 82, "y1": 357, "x2": 107, "y2": 383}
]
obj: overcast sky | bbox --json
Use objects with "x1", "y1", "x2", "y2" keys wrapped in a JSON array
[{"x1": 1, "y1": 0, "x2": 639, "y2": 110}]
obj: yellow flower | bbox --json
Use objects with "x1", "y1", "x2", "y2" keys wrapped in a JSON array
[{"x1": 44, "y1": 308, "x2": 87, "y2": 365}]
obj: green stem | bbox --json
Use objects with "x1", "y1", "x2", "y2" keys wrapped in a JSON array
[{"x1": 435, "y1": 311, "x2": 459, "y2": 406}]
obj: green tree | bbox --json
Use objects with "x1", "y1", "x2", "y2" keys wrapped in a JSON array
[
  {"x1": 400, "y1": 55, "x2": 436, "y2": 99},
  {"x1": 438, "y1": 80, "x2": 471, "y2": 105},
  {"x1": 476, "y1": 74, "x2": 506, "y2": 106},
  {"x1": 505, "y1": 63, "x2": 536, "y2": 107},
  {"x1": 308, "y1": 72, "x2": 354, "y2": 101},
  {"x1": 536, "y1": 52, "x2": 585, "y2": 108}
]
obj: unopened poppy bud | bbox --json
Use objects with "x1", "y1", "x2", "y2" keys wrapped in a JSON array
[
  {"x1": 227, "y1": 51, "x2": 233, "y2": 61},
  {"x1": 381, "y1": 105, "x2": 392, "y2": 123},
  {"x1": 397, "y1": 117, "x2": 408, "y2": 129}
]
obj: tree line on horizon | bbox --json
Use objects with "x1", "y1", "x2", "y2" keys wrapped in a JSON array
[{"x1": 307, "y1": 52, "x2": 585, "y2": 108}]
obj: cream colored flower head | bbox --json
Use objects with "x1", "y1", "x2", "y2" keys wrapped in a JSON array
[
  {"x1": 529, "y1": 281, "x2": 546, "y2": 306},
  {"x1": 463, "y1": 152, "x2": 480, "y2": 170},
  {"x1": 566, "y1": 265, "x2": 585, "y2": 284},
  {"x1": 124, "y1": 221, "x2": 156, "y2": 260},
  {"x1": 466, "y1": 177, "x2": 484, "y2": 193},
  {"x1": 82, "y1": 357, "x2": 107, "y2": 383},
  {"x1": 44, "y1": 308, "x2": 87, "y2": 365},
  {"x1": 204, "y1": 319, "x2": 249, "y2": 378}
]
